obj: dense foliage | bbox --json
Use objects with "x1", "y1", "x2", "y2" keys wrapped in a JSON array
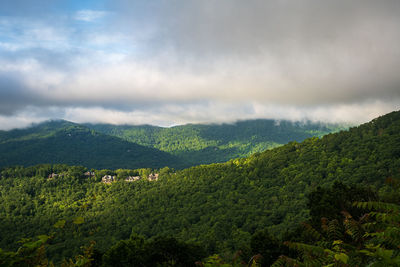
[
  {"x1": 86, "y1": 119, "x2": 343, "y2": 166},
  {"x1": 0, "y1": 121, "x2": 179, "y2": 169},
  {"x1": 0, "y1": 119, "x2": 342, "y2": 170},
  {"x1": 2, "y1": 181, "x2": 399, "y2": 266},
  {"x1": 272, "y1": 179, "x2": 400, "y2": 266},
  {"x1": 0, "y1": 111, "x2": 399, "y2": 265}
]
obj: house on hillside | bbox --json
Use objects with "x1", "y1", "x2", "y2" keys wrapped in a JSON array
[
  {"x1": 148, "y1": 173, "x2": 159, "y2": 181},
  {"x1": 125, "y1": 176, "x2": 141, "y2": 182},
  {"x1": 102, "y1": 175, "x2": 116, "y2": 184},
  {"x1": 84, "y1": 171, "x2": 95, "y2": 177}
]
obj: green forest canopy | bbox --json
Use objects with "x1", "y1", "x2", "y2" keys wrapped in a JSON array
[
  {"x1": 0, "y1": 110, "x2": 399, "y2": 264},
  {"x1": 86, "y1": 119, "x2": 345, "y2": 166},
  {"x1": 0, "y1": 119, "x2": 344, "y2": 170}
]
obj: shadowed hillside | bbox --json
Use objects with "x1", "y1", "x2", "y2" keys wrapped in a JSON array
[
  {"x1": 86, "y1": 119, "x2": 345, "y2": 166},
  {"x1": 0, "y1": 121, "x2": 180, "y2": 169}
]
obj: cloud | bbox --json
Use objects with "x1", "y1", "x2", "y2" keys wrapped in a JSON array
[
  {"x1": 0, "y1": 106, "x2": 64, "y2": 130},
  {"x1": 74, "y1": 10, "x2": 108, "y2": 22},
  {"x1": 63, "y1": 101, "x2": 398, "y2": 126},
  {"x1": 1, "y1": 100, "x2": 397, "y2": 131},
  {"x1": 0, "y1": 0, "x2": 399, "y2": 129},
  {"x1": 108, "y1": 0, "x2": 400, "y2": 103}
]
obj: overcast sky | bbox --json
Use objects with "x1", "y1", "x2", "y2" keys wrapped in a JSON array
[{"x1": 0, "y1": 0, "x2": 399, "y2": 129}]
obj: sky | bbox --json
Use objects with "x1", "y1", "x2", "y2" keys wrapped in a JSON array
[{"x1": 0, "y1": 0, "x2": 399, "y2": 130}]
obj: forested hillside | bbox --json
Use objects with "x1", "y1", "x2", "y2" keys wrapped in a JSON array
[
  {"x1": 0, "y1": 121, "x2": 179, "y2": 169},
  {"x1": 0, "y1": 119, "x2": 342, "y2": 169},
  {"x1": 0, "y1": 111, "x2": 399, "y2": 265},
  {"x1": 86, "y1": 119, "x2": 343, "y2": 166}
]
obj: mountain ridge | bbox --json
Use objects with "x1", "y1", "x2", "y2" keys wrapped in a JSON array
[
  {"x1": 0, "y1": 118, "x2": 345, "y2": 169},
  {"x1": 0, "y1": 121, "x2": 180, "y2": 169},
  {"x1": 85, "y1": 118, "x2": 345, "y2": 166}
]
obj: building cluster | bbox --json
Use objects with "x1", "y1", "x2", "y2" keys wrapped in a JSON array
[
  {"x1": 84, "y1": 171, "x2": 95, "y2": 177},
  {"x1": 101, "y1": 175, "x2": 115, "y2": 184},
  {"x1": 147, "y1": 173, "x2": 159, "y2": 181},
  {"x1": 101, "y1": 173, "x2": 159, "y2": 184},
  {"x1": 46, "y1": 170, "x2": 159, "y2": 184}
]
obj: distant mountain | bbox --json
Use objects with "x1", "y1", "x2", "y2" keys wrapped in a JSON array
[
  {"x1": 0, "y1": 120, "x2": 179, "y2": 169},
  {"x1": 86, "y1": 119, "x2": 345, "y2": 166},
  {"x1": 0, "y1": 119, "x2": 345, "y2": 169}
]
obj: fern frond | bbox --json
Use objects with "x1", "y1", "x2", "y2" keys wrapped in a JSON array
[
  {"x1": 316, "y1": 241, "x2": 331, "y2": 249},
  {"x1": 327, "y1": 220, "x2": 343, "y2": 241},
  {"x1": 369, "y1": 211, "x2": 400, "y2": 224},
  {"x1": 354, "y1": 201, "x2": 400, "y2": 213},
  {"x1": 361, "y1": 222, "x2": 378, "y2": 232},
  {"x1": 302, "y1": 256, "x2": 327, "y2": 267},
  {"x1": 284, "y1": 242, "x2": 328, "y2": 257},
  {"x1": 344, "y1": 216, "x2": 364, "y2": 242},
  {"x1": 271, "y1": 255, "x2": 305, "y2": 267},
  {"x1": 367, "y1": 227, "x2": 400, "y2": 248},
  {"x1": 302, "y1": 222, "x2": 325, "y2": 241}
]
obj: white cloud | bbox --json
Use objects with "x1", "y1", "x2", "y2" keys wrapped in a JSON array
[
  {"x1": 0, "y1": 1, "x2": 399, "y2": 129},
  {"x1": 0, "y1": 107, "x2": 59, "y2": 130},
  {"x1": 74, "y1": 10, "x2": 108, "y2": 22},
  {"x1": 1, "y1": 100, "x2": 397, "y2": 130},
  {"x1": 0, "y1": 42, "x2": 25, "y2": 51}
]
